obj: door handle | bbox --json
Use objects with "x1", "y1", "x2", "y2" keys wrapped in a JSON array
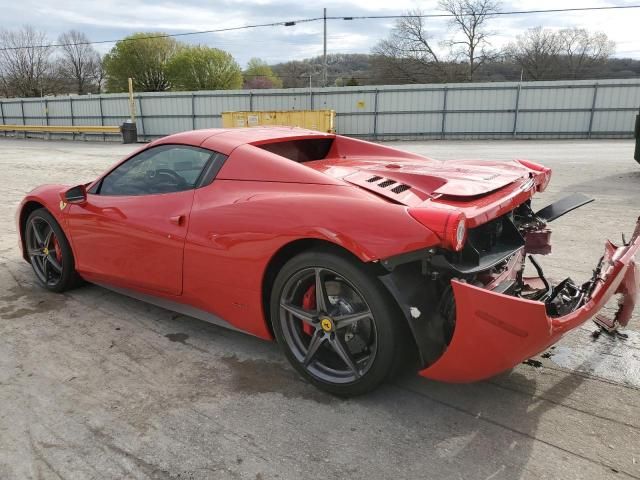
[{"x1": 169, "y1": 215, "x2": 185, "y2": 226}]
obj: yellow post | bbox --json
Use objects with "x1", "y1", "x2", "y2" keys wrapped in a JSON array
[{"x1": 128, "y1": 78, "x2": 136, "y2": 123}]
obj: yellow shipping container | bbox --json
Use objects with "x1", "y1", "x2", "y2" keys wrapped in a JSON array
[{"x1": 221, "y1": 110, "x2": 335, "y2": 133}]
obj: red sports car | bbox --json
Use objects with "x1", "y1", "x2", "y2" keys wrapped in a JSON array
[{"x1": 16, "y1": 127, "x2": 639, "y2": 396}]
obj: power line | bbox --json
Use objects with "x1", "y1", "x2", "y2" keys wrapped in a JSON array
[
  {"x1": 1, "y1": 5, "x2": 639, "y2": 52},
  {"x1": 0, "y1": 17, "x2": 325, "y2": 51},
  {"x1": 332, "y1": 4, "x2": 640, "y2": 20}
]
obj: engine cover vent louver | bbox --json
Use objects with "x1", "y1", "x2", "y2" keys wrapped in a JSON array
[
  {"x1": 367, "y1": 175, "x2": 383, "y2": 183},
  {"x1": 343, "y1": 171, "x2": 427, "y2": 207},
  {"x1": 391, "y1": 184, "x2": 410, "y2": 194}
]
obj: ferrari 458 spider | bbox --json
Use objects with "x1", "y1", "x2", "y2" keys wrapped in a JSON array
[{"x1": 16, "y1": 127, "x2": 639, "y2": 396}]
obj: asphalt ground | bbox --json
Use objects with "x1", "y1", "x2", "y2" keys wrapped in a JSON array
[{"x1": 0, "y1": 137, "x2": 639, "y2": 480}]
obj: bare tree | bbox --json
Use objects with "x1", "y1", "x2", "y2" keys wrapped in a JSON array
[
  {"x1": 557, "y1": 28, "x2": 615, "y2": 79},
  {"x1": 0, "y1": 26, "x2": 54, "y2": 97},
  {"x1": 90, "y1": 56, "x2": 106, "y2": 92},
  {"x1": 372, "y1": 9, "x2": 452, "y2": 83},
  {"x1": 506, "y1": 27, "x2": 562, "y2": 80},
  {"x1": 272, "y1": 60, "x2": 310, "y2": 88},
  {"x1": 57, "y1": 30, "x2": 102, "y2": 94},
  {"x1": 439, "y1": 0, "x2": 500, "y2": 81}
]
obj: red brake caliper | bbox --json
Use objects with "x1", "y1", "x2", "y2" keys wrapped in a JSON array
[
  {"x1": 301, "y1": 285, "x2": 316, "y2": 336},
  {"x1": 52, "y1": 235, "x2": 62, "y2": 263}
]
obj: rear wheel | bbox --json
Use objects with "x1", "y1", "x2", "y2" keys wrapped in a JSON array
[
  {"x1": 271, "y1": 249, "x2": 406, "y2": 396},
  {"x1": 25, "y1": 208, "x2": 80, "y2": 293}
]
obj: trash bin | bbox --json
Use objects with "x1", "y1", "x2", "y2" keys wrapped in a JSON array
[
  {"x1": 120, "y1": 121, "x2": 138, "y2": 144},
  {"x1": 635, "y1": 114, "x2": 640, "y2": 164}
]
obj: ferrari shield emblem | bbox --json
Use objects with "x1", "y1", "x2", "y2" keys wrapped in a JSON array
[{"x1": 320, "y1": 318, "x2": 333, "y2": 332}]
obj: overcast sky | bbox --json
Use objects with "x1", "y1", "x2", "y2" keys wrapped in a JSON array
[{"x1": 2, "y1": 0, "x2": 640, "y2": 66}]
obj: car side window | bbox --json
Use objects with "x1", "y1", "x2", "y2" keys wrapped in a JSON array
[{"x1": 98, "y1": 145, "x2": 214, "y2": 196}]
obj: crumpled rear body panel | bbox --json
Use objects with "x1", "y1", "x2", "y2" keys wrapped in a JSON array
[{"x1": 419, "y1": 219, "x2": 640, "y2": 383}]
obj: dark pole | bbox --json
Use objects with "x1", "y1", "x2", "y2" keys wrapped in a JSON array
[{"x1": 634, "y1": 107, "x2": 640, "y2": 164}]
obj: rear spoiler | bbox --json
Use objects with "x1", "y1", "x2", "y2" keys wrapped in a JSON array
[{"x1": 535, "y1": 193, "x2": 594, "y2": 222}]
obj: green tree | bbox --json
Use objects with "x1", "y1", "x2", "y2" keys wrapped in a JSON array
[
  {"x1": 103, "y1": 33, "x2": 179, "y2": 92},
  {"x1": 167, "y1": 46, "x2": 242, "y2": 91},
  {"x1": 243, "y1": 58, "x2": 283, "y2": 89}
]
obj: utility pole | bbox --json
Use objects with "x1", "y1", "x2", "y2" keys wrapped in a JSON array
[
  {"x1": 127, "y1": 77, "x2": 136, "y2": 123},
  {"x1": 323, "y1": 7, "x2": 327, "y2": 88}
]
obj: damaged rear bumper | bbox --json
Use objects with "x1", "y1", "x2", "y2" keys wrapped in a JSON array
[{"x1": 419, "y1": 218, "x2": 640, "y2": 383}]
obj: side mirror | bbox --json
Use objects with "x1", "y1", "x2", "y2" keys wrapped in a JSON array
[{"x1": 63, "y1": 185, "x2": 87, "y2": 205}]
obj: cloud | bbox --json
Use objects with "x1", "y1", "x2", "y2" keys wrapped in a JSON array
[{"x1": 2, "y1": 0, "x2": 638, "y2": 65}]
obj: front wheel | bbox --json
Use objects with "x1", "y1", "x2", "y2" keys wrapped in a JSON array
[
  {"x1": 24, "y1": 208, "x2": 80, "y2": 293},
  {"x1": 271, "y1": 250, "x2": 408, "y2": 396}
]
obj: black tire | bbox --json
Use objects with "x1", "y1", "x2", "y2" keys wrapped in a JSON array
[
  {"x1": 24, "y1": 208, "x2": 80, "y2": 293},
  {"x1": 270, "y1": 249, "x2": 407, "y2": 397}
]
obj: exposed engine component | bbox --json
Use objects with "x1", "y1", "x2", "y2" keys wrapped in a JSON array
[
  {"x1": 514, "y1": 201, "x2": 552, "y2": 255},
  {"x1": 426, "y1": 204, "x2": 608, "y2": 320}
]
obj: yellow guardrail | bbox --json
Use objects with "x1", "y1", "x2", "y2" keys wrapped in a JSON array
[
  {"x1": 0, "y1": 124, "x2": 121, "y2": 134},
  {"x1": 222, "y1": 110, "x2": 335, "y2": 133}
]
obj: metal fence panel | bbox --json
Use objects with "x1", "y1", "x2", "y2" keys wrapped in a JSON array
[
  {"x1": 253, "y1": 91, "x2": 311, "y2": 111},
  {"x1": 1, "y1": 101, "x2": 24, "y2": 123},
  {"x1": 378, "y1": 89, "x2": 444, "y2": 112},
  {"x1": 71, "y1": 99, "x2": 100, "y2": 126},
  {"x1": 48, "y1": 99, "x2": 72, "y2": 126},
  {"x1": 193, "y1": 114, "x2": 222, "y2": 130},
  {"x1": 71, "y1": 97, "x2": 100, "y2": 116},
  {"x1": 518, "y1": 111, "x2": 591, "y2": 134},
  {"x1": 322, "y1": 90, "x2": 376, "y2": 114},
  {"x1": 1, "y1": 78, "x2": 639, "y2": 140},
  {"x1": 100, "y1": 96, "x2": 129, "y2": 123},
  {"x1": 596, "y1": 85, "x2": 640, "y2": 108},
  {"x1": 519, "y1": 86, "x2": 592, "y2": 110},
  {"x1": 341, "y1": 113, "x2": 375, "y2": 136},
  {"x1": 378, "y1": 113, "x2": 441, "y2": 135},
  {"x1": 448, "y1": 87, "x2": 516, "y2": 110},
  {"x1": 592, "y1": 110, "x2": 636, "y2": 133},
  {"x1": 142, "y1": 95, "x2": 191, "y2": 116},
  {"x1": 447, "y1": 112, "x2": 514, "y2": 134},
  {"x1": 22, "y1": 100, "x2": 45, "y2": 125}
]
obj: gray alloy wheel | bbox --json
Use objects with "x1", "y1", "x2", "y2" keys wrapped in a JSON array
[
  {"x1": 24, "y1": 209, "x2": 79, "y2": 293},
  {"x1": 279, "y1": 266, "x2": 378, "y2": 384},
  {"x1": 271, "y1": 249, "x2": 406, "y2": 397}
]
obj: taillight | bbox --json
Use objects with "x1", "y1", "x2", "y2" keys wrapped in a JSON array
[
  {"x1": 408, "y1": 208, "x2": 468, "y2": 252},
  {"x1": 516, "y1": 159, "x2": 552, "y2": 192},
  {"x1": 447, "y1": 212, "x2": 468, "y2": 252}
]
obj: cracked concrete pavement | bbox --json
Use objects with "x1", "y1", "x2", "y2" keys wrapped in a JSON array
[{"x1": 0, "y1": 137, "x2": 639, "y2": 479}]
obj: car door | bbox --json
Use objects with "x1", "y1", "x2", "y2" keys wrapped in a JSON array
[{"x1": 66, "y1": 144, "x2": 217, "y2": 295}]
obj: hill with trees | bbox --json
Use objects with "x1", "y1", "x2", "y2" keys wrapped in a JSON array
[{"x1": 1, "y1": 6, "x2": 640, "y2": 99}]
